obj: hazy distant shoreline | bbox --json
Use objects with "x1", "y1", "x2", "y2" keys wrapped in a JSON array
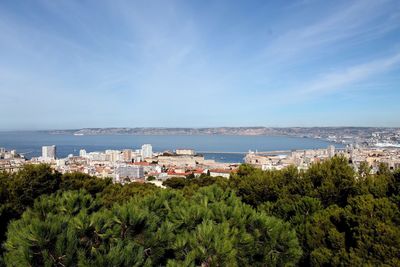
[
  {"x1": 35, "y1": 127, "x2": 399, "y2": 147},
  {"x1": 43, "y1": 126, "x2": 398, "y2": 136}
]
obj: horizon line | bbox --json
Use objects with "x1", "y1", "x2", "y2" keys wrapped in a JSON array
[{"x1": 1, "y1": 125, "x2": 400, "y2": 132}]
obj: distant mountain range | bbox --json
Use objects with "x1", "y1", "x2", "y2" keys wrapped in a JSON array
[
  {"x1": 48, "y1": 127, "x2": 278, "y2": 136},
  {"x1": 46, "y1": 127, "x2": 398, "y2": 137}
]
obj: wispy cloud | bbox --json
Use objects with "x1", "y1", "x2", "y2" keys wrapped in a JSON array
[
  {"x1": 262, "y1": 0, "x2": 400, "y2": 63},
  {"x1": 296, "y1": 52, "x2": 400, "y2": 96}
]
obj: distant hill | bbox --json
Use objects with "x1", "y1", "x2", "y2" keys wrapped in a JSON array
[
  {"x1": 47, "y1": 127, "x2": 279, "y2": 136},
  {"x1": 46, "y1": 126, "x2": 398, "y2": 137}
]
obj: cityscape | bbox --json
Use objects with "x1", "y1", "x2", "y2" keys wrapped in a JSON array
[
  {"x1": 2, "y1": 132, "x2": 400, "y2": 185},
  {"x1": 1, "y1": 0, "x2": 400, "y2": 266}
]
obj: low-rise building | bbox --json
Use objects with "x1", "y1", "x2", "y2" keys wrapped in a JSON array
[
  {"x1": 209, "y1": 169, "x2": 232, "y2": 178},
  {"x1": 115, "y1": 165, "x2": 144, "y2": 183},
  {"x1": 176, "y1": 149, "x2": 195, "y2": 156}
]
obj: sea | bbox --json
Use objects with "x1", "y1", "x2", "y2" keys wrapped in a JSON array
[{"x1": 0, "y1": 131, "x2": 343, "y2": 163}]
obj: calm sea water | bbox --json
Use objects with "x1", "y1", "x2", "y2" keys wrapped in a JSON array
[{"x1": 0, "y1": 131, "x2": 342, "y2": 163}]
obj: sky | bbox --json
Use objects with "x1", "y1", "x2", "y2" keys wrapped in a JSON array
[{"x1": 0, "y1": 0, "x2": 400, "y2": 130}]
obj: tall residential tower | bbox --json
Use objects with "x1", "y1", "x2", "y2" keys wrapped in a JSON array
[
  {"x1": 42, "y1": 145, "x2": 56, "y2": 160},
  {"x1": 141, "y1": 144, "x2": 153, "y2": 159}
]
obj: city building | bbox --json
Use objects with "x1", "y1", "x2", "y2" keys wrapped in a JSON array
[
  {"x1": 209, "y1": 169, "x2": 232, "y2": 178},
  {"x1": 79, "y1": 149, "x2": 87, "y2": 157},
  {"x1": 245, "y1": 146, "x2": 338, "y2": 171},
  {"x1": 122, "y1": 149, "x2": 133, "y2": 162},
  {"x1": 328, "y1": 145, "x2": 335, "y2": 158},
  {"x1": 176, "y1": 149, "x2": 195, "y2": 156},
  {"x1": 141, "y1": 144, "x2": 153, "y2": 159},
  {"x1": 42, "y1": 145, "x2": 56, "y2": 160},
  {"x1": 115, "y1": 165, "x2": 144, "y2": 183}
]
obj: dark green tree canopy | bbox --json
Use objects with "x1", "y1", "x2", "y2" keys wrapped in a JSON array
[
  {"x1": 4, "y1": 187, "x2": 302, "y2": 267},
  {"x1": 1, "y1": 158, "x2": 400, "y2": 267}
]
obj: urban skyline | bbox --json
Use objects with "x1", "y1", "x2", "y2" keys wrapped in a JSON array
[
  {"x1": 3, "y1": 142, "x2": 400, "y2": 181},
  {"x1": 2, "y1": 2, "x2": 400, "y2": 266},
  {"x1": 1, "y1": 0, "x2": 400, "y2": 130}
]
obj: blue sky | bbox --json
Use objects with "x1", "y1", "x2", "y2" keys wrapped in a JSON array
[{"x1": 1, "y1": 0, "x2": 400, "y2": 130}]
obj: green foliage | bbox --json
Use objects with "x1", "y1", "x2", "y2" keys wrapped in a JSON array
[
  {"x1": 60, "y1": 172, "x2": 112, "y2": 196},
  {"x1": 0, "y1": 164, "x2": 113, "y2": 263},
  {"x1": 100, "y1": 182, "x2": 159, "y2": 206},
  {"x1": 230, "y1": 169, "x2": 280, "y2": 206},
  {"x1": 162, "y1": 177, "x2": 187, "y2": 189},
  {"x1": 0, "y1": 171, "x2": 9, "y2": 204},
  {"x1": 388, "y1": 168, "x2": 400, "y2": 196},
  {"x1": 0, "y1": 164, "x2": 62, "y2": 258},
  {"x1": 306, "y1": 156, "x2": 357, "y2": 207},
  {"x1": 146, "y1": 175, "x2": 156, "y2": 181},
  {"x1": 358, "y1": 161, "x2": 371, "y2": 178},
  {"x1": 7, "y1": 164, "x2": 61, "y2": 212},
  {"x1": 191, "y1": 174, "x2": 228, "y2": 188},
  {"x1": 231, "y1": 156, "x2": 400, "y2": 266},
  {"x1": 344, "y1": 195, "x2": 400, "y2": 265},
  {"x1": 2, "y1": 157, "x2": 400, "y2": 266},
  {"x1": 4, "y1": 186, "x2": 301, "y2": 266}
]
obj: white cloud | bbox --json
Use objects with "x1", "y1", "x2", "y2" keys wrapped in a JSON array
[
  {"x1": 262, "y1": 0, "x2": 400, "y2": 63},
  {"x1": 299, "y1": 52, "x2": 400, "y2": 96}
]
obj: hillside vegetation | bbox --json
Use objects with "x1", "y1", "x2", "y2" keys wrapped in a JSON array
[{"x1": 1, "y1": 157, "x2": 400, "y2": 266}]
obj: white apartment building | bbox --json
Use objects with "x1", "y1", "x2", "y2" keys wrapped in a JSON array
[
  {"x1": 115, "y1": 165, "x2": 144, "y2": 182},
  {"x1": 79, "y1": 149, "x2": 87, "y2": 157},
  {"x1": 42, "y1": 145, "x2": 56, "y2": 160},
  {"x1": 176, "y1": 149, "x2": 195, "y2": 156},
  {"x1": 141, "y1": 144, "x2": 153, "y2": 159},
  {"x1": 105, "y1": 150, "x2": 124, "y2": 162}
]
